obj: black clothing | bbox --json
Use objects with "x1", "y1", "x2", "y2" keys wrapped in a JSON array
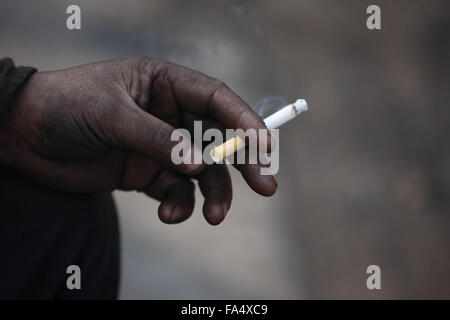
[
  {"x1": 0, "y1": 58, "x2": 36, "y2": 116},
  {"x1": 0, "y1": 58, "x2": 120, "y2": 299}
]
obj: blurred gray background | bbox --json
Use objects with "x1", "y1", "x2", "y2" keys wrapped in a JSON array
[{"x1": 1, "y1": 0, "x2": 449, "y2": 299}]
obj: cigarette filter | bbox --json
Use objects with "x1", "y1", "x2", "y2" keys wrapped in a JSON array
[{"x1": 210, "y1": 99, "x2": 308, "y2": 163}]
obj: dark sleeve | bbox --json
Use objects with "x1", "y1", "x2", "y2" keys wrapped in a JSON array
[{"x1": 0, "y1": 57, "x2": 37, "y2": 117}]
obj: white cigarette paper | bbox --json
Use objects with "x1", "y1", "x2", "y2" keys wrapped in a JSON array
[{"x1": 210, "y1": 99, "x2": 308, "y2": 162}]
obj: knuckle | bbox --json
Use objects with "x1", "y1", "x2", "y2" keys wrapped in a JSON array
[
  {"x1": 212, "y1": 79, "x2": 228, "y2": 92},
  {"x1": 137, "y1": 56, "x2": 155, "y2": 69},
  {"x1": 147, "y1": 57, "x2": 168, "y2": 74},
  {"x1": 136, "y1": 56, "x2": 168, "y2": 79}
]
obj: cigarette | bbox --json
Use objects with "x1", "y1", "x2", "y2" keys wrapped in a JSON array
[{"x1": 210, "y1": 99, "x2": 308, "y2": 162}]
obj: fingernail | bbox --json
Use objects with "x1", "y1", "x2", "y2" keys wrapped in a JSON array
[{"x1": 169, "y1": 206, "x2": 184, "y2": 224}]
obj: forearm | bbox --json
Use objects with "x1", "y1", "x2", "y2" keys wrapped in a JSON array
[{"x1": 0, "y1": 58, "x2": 37, "y2": 168}]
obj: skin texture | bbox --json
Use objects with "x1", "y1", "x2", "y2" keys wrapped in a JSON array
[{"x1": 0, "y1": 57, "x2": 277, "y2": 225}]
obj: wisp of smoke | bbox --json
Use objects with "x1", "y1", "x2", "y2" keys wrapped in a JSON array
[{"x1": 254, "y1": 96, "x2": 287, "y2": 118}]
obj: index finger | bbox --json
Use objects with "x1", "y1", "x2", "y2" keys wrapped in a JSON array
[{"x1": 160, "y1": 61, "x2": 274, "y2": 150}]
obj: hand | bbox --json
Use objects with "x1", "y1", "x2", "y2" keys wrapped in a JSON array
[{"x1": 0, "y1": 57, "x2": 277, "y2": 225}]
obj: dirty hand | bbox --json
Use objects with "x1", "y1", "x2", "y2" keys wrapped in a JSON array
[{"x1": 0, "y1": 57, "x2": 276, "y2": 225}]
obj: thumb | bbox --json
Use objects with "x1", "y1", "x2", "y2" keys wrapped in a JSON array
[{"x1": 110, "y1": 97, "x2": 204, "y2": 175}]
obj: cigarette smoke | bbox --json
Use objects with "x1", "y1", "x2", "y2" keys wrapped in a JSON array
[{"x1": 254, "y1": 96, "x2": 287, "y2": 118}]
